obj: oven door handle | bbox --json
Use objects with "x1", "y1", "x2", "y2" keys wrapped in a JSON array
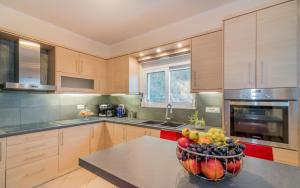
[{"x1": 229, "y1": 101, "x2": 289, "y2": 107}]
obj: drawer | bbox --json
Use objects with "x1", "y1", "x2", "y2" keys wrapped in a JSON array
[
  {"x1": 7, "y1": 136, "x2": 58, "y2": 157},
  {"x1": 7, "y1": 129, "x2": 58, "y2": 146},
  {"x1": 7, "y1": 146, "x2": 58, "y2": 169},
  {"x1": 6, "y1": 156, "x2": 58, "y2": 188},
  {"x1": 273, "y1": 148, "x2": 299, "y2": 166}
]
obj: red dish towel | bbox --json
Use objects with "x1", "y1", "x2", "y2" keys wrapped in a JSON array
[
  {"x1": 239, "y1": 141, "x2": 274, "y2": 161},
  {"x1": 160, "y1": 130, "x2": 182, "y2": 141}
]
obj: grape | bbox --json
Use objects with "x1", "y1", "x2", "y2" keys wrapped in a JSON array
[
  {"x1": 226, "y1": 138, "x2": 233, "y2": 144},
  {"x1": 228, "y1": 150, "x2": 236, "y2": 156},
  {"x1": 192, "y1": 148, "x2": 197, "y2": 152},
  {"x1": 196, "y1": 147, "x2": 203, "y2": 153}
]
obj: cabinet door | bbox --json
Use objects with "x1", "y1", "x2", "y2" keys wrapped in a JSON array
[
  {"x1": 97, "y1": 59, "x2": 108, "y2": 94},
  {"x1": 80, "y1": 54, "x2": 97, "y2": 78},
  {"x1": 224, "y1": 13, "x2": 256, "y2": 89},
  {"x1": 0, "y1": 168, "x2": 4, "y2": 188},
  {"x1": 256, "y1": 1, "x2": 297, "y2": 88},
  {"x1": 191, "y1": 31, "x2": 222, "y2": 91},
  {"x1": 58, "y1": 126, "x2": 90, "y2": 173},
  {"x1": 108, "y1": 56, "x2": 129, "y2": 93},
  {"x1": 56, "y1": 47, "x2": 80, "y2": 75},
  {"x1": 90, "y1": 123, "x2": 105, "y2": 153},
  {"x1": 104, "y1": 123, "x2": 114, "y2": 149},
  {"x1": 126, "y1": 126, "x2": 147, "y2": 141},
  {"x1": 148, "y1": 129, "x2": 161, "y2": 138},
  {"x1": 113, "y1": 124, "x2": 127, "y2": 145},
  {"x1": 0, "y1": 138, "x2": 6, "y2": 169}
]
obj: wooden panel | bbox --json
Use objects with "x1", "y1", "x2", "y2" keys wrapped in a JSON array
[
  {"x1": 224, "y1": 12, "x2": 256, "y2": 89},
  {"x1": 7, "y1": 136, "x2": 58, "y2": 157},
  {"x1": 149, "y1": 129, "x2": 161, "y2": 138},
  {"x1": 113, "y1": 124, "x2": 127, "y2": 145},
  {"x1": 80, "y1": 54, "x2": 98, "y2": 78},
  {"x1": 104, "y1": 123, "x2": 114, "y2": 149},
  {"x1": 128, "y1": 56, "x2": 140, "y2": 93},
  {"x1": 58, "y1": 126, "x2": 90, "y2": 173},
  {"x1": 107, "y1": 56, "x2": 129, "y2": 93},
  {"x1": 273, "y1": 148, "x2": 299, "y2": 166},
  {"x1": 90, "y1": 123, "x2": 105, "y2": 153},
  {"x1": 7, "y1": 129, "x2": 58, "y2": 146},
  {"x1": 6, "y1": 156, "x2": 59, "y2": 188},
  {"x1": 126, "y1": 126, "x2": 147, "y2": 141},
  {"x1": 97, "y1": 59, "x2": 108, "y2": 94},
  {"x1": 257, "y1": 0, "x2": 297, "y2": 88},
  {"x1": 6, "y1": 146, "x2": 58, "y2": 169},
  {"x1": 55, "y1": 47, "x2": 80, "y2": 75},
  {"x1": 191, "y1": 31, "x2": 222, "y2": 91},
  {"x1": 0, "y1": 168, "x2": 4, "y2": 188}
]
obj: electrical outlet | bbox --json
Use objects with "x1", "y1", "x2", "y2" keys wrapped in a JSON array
[
  {"x1": 77, "y1": 105, "x2": 85, "y2": 110},
  {"x1": 205, "y1": 107, "x2": 220, "y2": 113}
]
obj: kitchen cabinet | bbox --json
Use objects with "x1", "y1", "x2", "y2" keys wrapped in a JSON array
[
  {"x1": 97, "y1": 58, "x2": 108, "y2": 94},
  {"x1": 6, "y1": 130, "x2": 58, "y2": 188},
  {"x1": 58, "y1": 126, "x2": 90, "y2": 174},
  {"x1": 104, "y1": 123, "x2": 127, "y2": 148},
  {"x1": 0, "y1": 138, "x2": 6, "y2": 188},
  {"x1": 224, "y1": 0, "x2": 297, "y2": 89},
  {"x1": 126, "y1": 126, "x2": 161, "y2": 141},
  {"x1": 56, "y1": 46, "x2": 80, "y2": 75},
  {"x1": 89, "y1": 123, "x2": 105, "y2": 153},
  {"x1": 256, "y1": 1, "x2": 297, "y2": 88},
  {"x1": 107, "y1": 55, "x2": 140, "y2": 94},
  {"x1": 191, "y1": 30, "x2": 222, "y2": 91},
  {"x1": 273, "y1": 148, "x2": 299, "y2": 166},
  {"x1": 224, "y1": 12, "x2": 256, "y2": 89}
]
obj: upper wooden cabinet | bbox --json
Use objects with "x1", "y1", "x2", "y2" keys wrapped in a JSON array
[
  {"x1": 256, "y1": 1, "x2": 298, "y2": 88},
  {"x1": 107, "y1": 55, "x2": 140, "y2": 94},
  {"x1": 56, "y1": 47, "x2": 80, "y2": 75},
  {"x1": 224, "y1": 0, "x2": 297, "y2": 89},
  {"x1": 191, "y1": 30, "x2": 222, "y2": 91},
  {"x1": 97, "y1": 59, "x2": 108, "y2": 94},
  {"x1": 224, "y1": 13, "x2": 257, "y2": 89}
]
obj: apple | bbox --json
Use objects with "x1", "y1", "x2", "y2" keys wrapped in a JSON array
[
  {"x1": 201, "y1": 159, "x2": 224, "y2": 180},
  {"x1": 188, "y1": 159, "x2": 201, "y2": 175},
  {"x1": 177, "y1": 137, "x2": 190, "y2": 148},
  {"x1": 181, "y1": 128, "x2": 190, "y2": 138},
  {"x1": 227, "y1": 160, "x2": 242, "y2": 173},
  {"x1": 189, "y1": 130, "x2": 199, "y2": 141},
  {"x1": 182, "y1": 159, "x2": 191, "y2": 172},
  {"x1": 197, "y1": 137, "x2": 212, "y2": 144}
]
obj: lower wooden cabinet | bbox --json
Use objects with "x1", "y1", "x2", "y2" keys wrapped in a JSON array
[
  {"x1": 89, "y1": 123, "x2": 105, "y2": 153},
  {"x1": 0, "y1": 138, "x2": 6, "y2": 188},
  {"x1": 104, "y1": 123, "x2": 127, "y2": 148},
  {"x1": 58, "y1": 126, "x2": 91, "y2": 174},
  {"x1": 0, "y1": 168, "x2": 5, "y2": 188},
  {"x1": 6, "y1": 156, "x2": 58, "y2": 188},
  {"x1": 273, "y1": 148, "x2": 299, "y2": 166}
]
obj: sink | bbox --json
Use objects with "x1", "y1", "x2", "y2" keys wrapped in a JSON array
[
  {"x1": 160, "y1": 122, "x2": 183, "y2": 128},
  {"x1": 141, "y1": 120, "x2": 183, "y2": 128},
  {"x1": 141, "y1": 120, "x2": 164, "y2": 125}
]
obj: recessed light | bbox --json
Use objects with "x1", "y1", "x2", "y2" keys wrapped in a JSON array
[
  {"x1": 156, "y1": 48, "x2": 161, "y2": 53},
  {"x1": 177, "y1": 43, "x2": 182, "y2": 48},
  {"x1": 139, "y1": 53, "x2": 144, "y2": 57}
]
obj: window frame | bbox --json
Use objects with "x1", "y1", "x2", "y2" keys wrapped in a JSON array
[{"x1": 141, "y1": 54, "x2": 195, "y2": 109}]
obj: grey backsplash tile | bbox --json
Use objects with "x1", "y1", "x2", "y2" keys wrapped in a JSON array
[{"x1": 0, "y1": 108, "x2": 20, "y2": 127}]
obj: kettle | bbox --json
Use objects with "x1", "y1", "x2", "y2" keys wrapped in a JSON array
[{"x1": 116, "y1": 104, "x2": 125, "y2": 118}]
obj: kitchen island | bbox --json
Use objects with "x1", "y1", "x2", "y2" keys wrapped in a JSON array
[{"x1": 80, "y1": 136, "x2": 300, "y2": 188}]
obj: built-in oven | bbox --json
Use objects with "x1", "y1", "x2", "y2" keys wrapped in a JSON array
[{"x1": 224, "y1": 88, "x2": 298, "y2": 150}]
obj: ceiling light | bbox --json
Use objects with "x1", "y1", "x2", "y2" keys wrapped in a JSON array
[
  {"x1": 156, "y1": 48, "x2": 161, "y2": 53},
  {"x1": 177, "y1": 43, "x2": 182, "y2": 48},
  {"x1": 139, "y1": 53, "x2": 144, "y2": 57}
]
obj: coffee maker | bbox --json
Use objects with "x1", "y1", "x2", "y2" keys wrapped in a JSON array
[{"x1": 99, "y1": 104, "x2": 115, "y2": 117}]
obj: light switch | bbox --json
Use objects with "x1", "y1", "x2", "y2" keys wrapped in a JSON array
[
  {"x1": 77, "y1": 105, "x2": 85, "y2": 109},
  {"x1": 205, "y1": 107, "x2": 220, "y2": 113}
]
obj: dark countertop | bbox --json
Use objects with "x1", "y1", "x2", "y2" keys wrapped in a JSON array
[
  {"x1": 0, "y1": 117, "x2": 212, "y2": 138},
  {"x1": 80, "y1": 136, "x2": 300, "y2": 188}
]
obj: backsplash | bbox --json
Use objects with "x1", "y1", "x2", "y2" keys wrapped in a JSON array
[
  {"x1": 104, "y1": 93, "x2": 222, "y2": 127},
  {"x1": 0, "y1": 91, "x2": 103, "y2": 128}
]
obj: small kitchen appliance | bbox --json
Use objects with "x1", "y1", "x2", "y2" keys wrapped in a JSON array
[
  {"x1": 116, "y1": 104, "x2": 126, "y2": 118},
  {"x1": 99, "y1": 104, "x2": 115, "y2": 117}
]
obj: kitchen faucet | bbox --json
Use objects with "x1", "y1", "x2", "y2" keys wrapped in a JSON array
[{"x1": 165, "y1": 103, "x2": 173, "y2": 121}]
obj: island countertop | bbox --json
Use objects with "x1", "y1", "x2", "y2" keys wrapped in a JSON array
[{"x1": 80, "y1": 136, "x2": 300, "y2": 188}]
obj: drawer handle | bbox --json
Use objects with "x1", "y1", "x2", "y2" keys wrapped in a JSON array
[
  {"x1": 25, "y1": 143, "x2": 46, "y2": 151},
  {"x1": 23, "y1": 153, "x2": 45, "y2": 162},
  {"x1": 25, "y1": 168, "x2": 45, "y2": 177}
]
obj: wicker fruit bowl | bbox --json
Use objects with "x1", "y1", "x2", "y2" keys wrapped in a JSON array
[{"x1": 177, "y1": 128, "x2": 246, "y2": 181}]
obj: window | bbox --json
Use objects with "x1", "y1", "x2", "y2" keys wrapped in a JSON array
[{"x1": 141, "y1": 54, "x2": 194, "y2": 108}]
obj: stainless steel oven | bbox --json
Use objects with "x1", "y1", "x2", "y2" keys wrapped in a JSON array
[{"x1": 224, "y1": 88, "x2": 298, "y2": 150}]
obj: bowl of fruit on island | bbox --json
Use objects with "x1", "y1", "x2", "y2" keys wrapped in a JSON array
[{"x1": 176, "y1": 128, "x2": 246, "y2": 181}]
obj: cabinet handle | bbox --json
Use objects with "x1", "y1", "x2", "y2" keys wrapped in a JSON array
[
  {"x1": 261, "y1": 61, "x2": 264, "y2": 85},
  {"x1": 25, "y1": 168, "x2": 45, "y2": 177},
  {"x1": 60, "y1": 132, "x2": 64, "y2": 145},
  {"x1": 193, "y1": 72, "x2": 196, "y2": 88}
]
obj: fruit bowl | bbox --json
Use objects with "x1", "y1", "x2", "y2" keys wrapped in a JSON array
[{"x1": 177, "y1": 128, "x2": 245, "y2": 181}]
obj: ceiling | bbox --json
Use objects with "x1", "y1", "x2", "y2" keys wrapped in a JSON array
[{"x1": 0, "y1": 0, "x2": 234, "y2": 45}]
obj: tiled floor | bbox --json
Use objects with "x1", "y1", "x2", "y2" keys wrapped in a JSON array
[{"x1": 37, "y1": 168, "x2": 116, "y2": 188}]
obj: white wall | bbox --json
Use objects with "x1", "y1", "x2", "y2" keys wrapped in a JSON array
[
  {"x1": 109, "y1": 0, "x2": 287, "y2": 57},
  {"x1": 0, "y1": 4, "x2": 110, "y2": 58}
]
